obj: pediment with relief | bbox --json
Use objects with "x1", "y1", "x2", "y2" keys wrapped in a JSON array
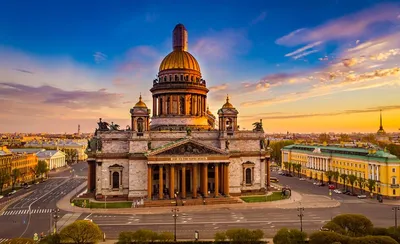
[{"x1": 147, "y1": 138, "x2": 227, "y2": 156}]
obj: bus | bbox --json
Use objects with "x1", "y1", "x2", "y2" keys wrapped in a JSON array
[{"x1": 270, "y1": 177, "x2": 279, "y2": 183}]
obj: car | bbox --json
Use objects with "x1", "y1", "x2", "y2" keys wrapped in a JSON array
[
  {"x1": 299, "y1": 178, "x2": 306, "y2": 181},
  {"x1": 357, "y1": 194, "x2": 367, "y2": 199},
  {"x1": 334, "y1": 189, "x2": 342, "y2": 194},
  {"x1": 24, "y1": 185, "x2": 31, "y2": 189},
  {"x1": 0, "y1": 195, "x2": 3, "y2": 200},
  {"x1": 328, "y1": 184, "x2": 335, "y2": 189},
  {"x1": 6, "y1": 190, "x2": 17, "y2": 197}
]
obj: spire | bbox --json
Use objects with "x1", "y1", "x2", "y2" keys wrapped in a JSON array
[
  {"x1": 139, "y1": 93, "x2": 142, "y2": 102},
  {"x1": 379, "y1": 110, "x2": 383, "y2": 130},
  {"x1": 173, "y1": 23, "x2": 188, "y2": 51},
  {"x1": 226, "y1": 94, "x2": 229, "y2": 103}
]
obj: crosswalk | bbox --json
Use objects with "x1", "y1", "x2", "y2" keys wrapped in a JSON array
[
  {"x1": 0, "y1": 208, "x2": 53, "y2": 216},
  {"x1": 0, "y1": 239, "x2": 9, "y2": 243}
]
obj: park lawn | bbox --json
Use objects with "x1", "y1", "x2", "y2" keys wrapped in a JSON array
[
  {"x1": 240, "y1": 192, "x2": 286, "y2": 203},
  {"x1": 72, "y1": 199, "x2": 132, "y2": 208}
]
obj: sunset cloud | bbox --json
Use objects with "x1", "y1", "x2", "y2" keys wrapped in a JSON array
[
  {"x1": 285, "y1": 41, "x2": 322, "y2": 58},
  {"x1": 93, "y1": 52, "x2": 107, "y2": 64},
  {"x1": 276, "y1": 3, "x2": 400, "y2": 46},
  {"x1": 209, "y1": 83, "x2": 228, "y2": 92}
]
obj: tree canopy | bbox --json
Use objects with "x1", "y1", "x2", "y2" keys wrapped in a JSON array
[
  {"x1": 273, "y1": 228, "x2": 307, "y2": 244},
  {"x1": 59, "y1": 220, "x2": 102, "y2": 244}
]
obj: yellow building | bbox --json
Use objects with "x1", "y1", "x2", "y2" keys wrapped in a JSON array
[
  {"x1": 0, "y1": 146, "x2": 38, "y2": 189},
  {"x1": 282, "y1": 144, "x2": 400, "y2": 199}
]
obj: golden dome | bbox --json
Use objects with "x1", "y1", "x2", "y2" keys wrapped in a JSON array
[
  {"x1": 134, "y1": 95, "x2": 147, "y2": 108},
  {"x1": 222, "y1": 95, "x2": 234, "y2": 109},
  {"x1": 159, "y1": 50, "x2": 200, "y2": 72}
]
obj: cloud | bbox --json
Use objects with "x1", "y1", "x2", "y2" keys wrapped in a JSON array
[
  {"x1": 250, "y1": 11, "x2": 267, "y2": 25},
  {"x1": 0, "y1": 82, "x2": 123, "y2": 110},
  {"x1": 209, "y1": 83, "x2": 228, "y2": 92},
  {"x1": 342, "y1": 57, "x2": 359, "y2": 67},
  {"x1": 243, "y1": 105, "x2": 400, "y2": 121},
  {"x1": 276, "y1": 3, "x2": 400, "y2": 46},
  {"x1": 117, "y1": 45, "x2": 160, "y2": 73},
  {"x1": 192, "y1": 29, "x2": 251, "y2": 61},
  {"x1": 93, "y1": 52, "x2": 107, "y2": 64},
  {"x1": 292, "y1": 49, "x2": 319, "y2": 60},
  {"x1": 14, "y1": 68, "x2": 34, "y2": 74},
  {"x1": 285, "y1": 41, "x2": 322, "y2": 58}
]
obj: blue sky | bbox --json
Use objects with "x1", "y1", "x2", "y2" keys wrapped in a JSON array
[{"x1": 0, "y1": 0, "x2": 400, "y2": 133}]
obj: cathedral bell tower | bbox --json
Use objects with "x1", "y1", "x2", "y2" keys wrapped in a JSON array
[
  {"x1": 130, "y1": 95, "x2": 150, "y2": 135},
  {"x1": 218, "y1": 95, "x2": 239, "y2": 135}
]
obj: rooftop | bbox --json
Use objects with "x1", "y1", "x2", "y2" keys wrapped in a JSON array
[{"x1": 283, "y1": 144, "x2": 400, "y2": 163}]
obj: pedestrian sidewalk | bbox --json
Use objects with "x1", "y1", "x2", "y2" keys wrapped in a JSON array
[{"x1": 57, "y1": 183, "x2": 340, "y2": 215}]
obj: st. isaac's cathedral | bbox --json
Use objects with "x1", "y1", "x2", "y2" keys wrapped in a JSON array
[{"x1": 86, "y1": 24, "x2": 271, "y2": 202}]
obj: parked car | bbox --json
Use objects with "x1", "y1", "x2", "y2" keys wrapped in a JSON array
[
  {"x1": 357, "y1": 194, "x2": 367, "y2": 199},
  {"x1": 24, "y1": 185, "x2": 31, "y2": 189},
  {"x1": 0, "y1": 195, "x2": 3, "y2": 200},
  {"x1": 328, "y1": 184, "x2": 335, "y2": 189},
  {"x1": 299, "y1": 178, "x2": 306, "y2": 181},
  {"x1": 334, "y1": 189, "x2": 342, "y2": 194},
  {"x1": 6, "y1": 190, "x2": 17, "y2": 197}
]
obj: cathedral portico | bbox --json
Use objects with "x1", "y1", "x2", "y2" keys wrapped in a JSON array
[{"x1": 85, "y1": 24, "x2": 271, "y2": 203}]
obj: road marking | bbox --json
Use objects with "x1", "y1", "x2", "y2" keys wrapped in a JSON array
[
  {"x1": 0, "y1": 238, "x2": 9, "y2": 243},
  {"x1": 84, "y1": 213, "x2": 93, "y2": 220}
]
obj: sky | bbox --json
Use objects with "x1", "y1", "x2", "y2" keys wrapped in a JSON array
[{"x1": 0, "y1": 0, "x2": 400, "y2": 134}]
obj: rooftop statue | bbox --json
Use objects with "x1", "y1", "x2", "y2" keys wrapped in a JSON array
[
  {"x1": 97, "y1": 118, "x2": 110, "y2": 131},
  {"x1": 109, "y1": 122, "x2": 120, "y2": 131},
  {"x1": 252, "y1": 119, "x2": 264, "y2": 132}
]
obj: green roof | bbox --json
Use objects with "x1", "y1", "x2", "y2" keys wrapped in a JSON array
[{"x1": 282, "y1": 144, "x2": 400, "y2": 163}]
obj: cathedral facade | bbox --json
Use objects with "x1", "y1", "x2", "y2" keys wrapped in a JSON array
[{"x1": 86, "y1": 24, "x2": 270, "y2": 200}]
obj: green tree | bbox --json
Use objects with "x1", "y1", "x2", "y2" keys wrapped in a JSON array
[
  {"x1": 157, "y1": 232, "x2": 174, "y2": 242},
  {"x1": 273, "y1": 228, "x2": 307, "y2": 244},
  {"x1": 386, "y1": 144, "x2": 400, "y2": 159},
  {"x1": 340, "y1": 173, "x2": 347, "y2": 190},
  {"x1": 309, "y1": 231, "x2": 348, "y2": 244},
  {"x1": 131, "y1": 229, "x2": 158, "y2": 243},
  {"x1": 367, "y1": 179, "x2": 376, "y2": 197},
  {"x1": 325, "y1": 170, "x2": 334, "y2": 184},
  {"x1": 358, "y1": 177, "x2": 366, "y2": 194},
  {"x1": 323, "y1": 214, "x2": 373, "y2": 237},
  {"x1": 339, "y1": 133, "x2": 350, "y2": 142},
  {"x1": 361, "y1": 134, "x2": 377, "y2": 144},
  {"x1": 294, "y1": 163, "x2": 302, "y2": 177},
  {"x1": 36, "y1": 160, "x2": 49, "y2": 180},
  {"x1": 61, "y1": 148, "x2": 78, "y2": 164},
  {"x1": 318, "y1": 133, "x2": 331, "y2": 144},
  {"x1": 332, "y1": 171, "x2": 340, "y2": 188},
  {"x1": 0, "y1": 170, "x2": 10, "y2": 194},
  {"x1": 11, "y1": 168, "x2": 21, "y2": 190},
  {"x1": 225, "y1": 228, "x2": 264, "y2": 243},
  {"x1": 214, "y1": 232, "x2": 227, "y2": 242},
  {"x1": 39, "y1": 233, "x2": 61, "y2": 244},
  {"x1": 352, "y1": 236, "x2": 398, "y2": 244},
  {"x1": 348, "y1": 174, "x2": 358, "y2": 194},
  {"x1": 59, "y1": 220, "x2": 103, "y2": 244},
  {"x1": 118, "y1": 231, "x2": 134, "y2": 244},
  {"x1": 270, "y1": 140, "x2": 294, "y2": 166},
  {"x1": 283, "y1": 162, "x2": 289, "y2": 173}
]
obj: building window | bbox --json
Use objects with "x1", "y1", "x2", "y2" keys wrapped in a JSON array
[
  {"x1": 245, "y1": 168, "x2": 252, "y2": 184},
  {"x1": 137, "y1": 118, "x2": 144, "y2": 132},
  {"x1": 112, "y1": 172, "x2": 119, "y2": 189},
  {"x1": 394, "y1": 189, "x2": 396, "y2": 195},
  {"x1": 392, "y1": 177, "x2": 396, "y2": 185},
  {"x1": 393, "y1": 168, "x2": 396, "y2": 173}
]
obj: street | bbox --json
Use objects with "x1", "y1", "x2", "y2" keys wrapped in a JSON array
[
  {"x1": 0, "y1": 164, "x2": 398, "y2": 241},
  {"x1": 0, "y1": 163, "x2": 87, "y2": 241}
]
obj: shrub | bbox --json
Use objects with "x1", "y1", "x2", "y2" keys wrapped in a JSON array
[
  {"x1": 273, "y1": 228, "x2": 307, "y2": 244},
  {"x1": 59, "y1": 220, "x2": 103, "y2": 244},
  {"x1": 309, "y1": 231, "x2": 349, "y2": 244},
  {"x1": 351, "y1": 235, "x2": 398, "y2": 244},
  {"x1": 131, "y1": 229, "x2": 158, "y2": 243},
  {"x1": 224, "y1": 228, "x2": 264, "y2": 243},
  {"x1": 158, "y1": 232, "x2": 174, "y2": 242},
  {"x1": 118, "y1": 231, "x2": 134, "y2": 244},
  {"x1": 39, "y1": 234, "x2": 61, "y2": 244},
  {"x1": 330, "y1": 214, "x2": 373, "y2": 237},
  {"x1": 214, "y1": 231, "x2": 227, "y2": 242},
  {"x1": 6, "y1": 238, "x2": 36, "y2": 244},
  {"x1": 371, "y1": 227, "x2": 389, "y2": 236}
]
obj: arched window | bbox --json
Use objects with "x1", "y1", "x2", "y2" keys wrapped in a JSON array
[
  {"x1": 175, "y1": 75, "x2": 179, "y2": 81},
  {"x1": 181, "y1": 75, "x2": 183, "y2": 81},
  {"x1": 392, "y1": 177, "x2": 396, "y2": 185},
  {"x1": 112, "y1": 172, "x2": 119, "y2": 189},
  {"x1": 245, "y1": 168, "x2": 252, "y2": 184},
  {"x1": 180, "y1": 96, "x2": 185, "y2": 114},
  {"x1": 191, "y1": 76, "x2": 194, "y2": 82},
  {"x1": 164, "y1": 76, "x2": 166, "y2": 82},
  {"x1": 137, "y1": 118, "x2": 144, "y2": 132},
  {"x1": 226, "y1": 118, "x2": 233, "y2": 131}
]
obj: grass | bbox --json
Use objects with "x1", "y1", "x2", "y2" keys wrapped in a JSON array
[
  {"x1": 72, "y1": 199, "x2": 133, "y2": 209},
  {"x1": 240, "y1": 192, "x2": 288, "y2": 203}
]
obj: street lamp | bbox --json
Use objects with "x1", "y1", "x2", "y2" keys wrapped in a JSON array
[
  {"x1": 392, "y1": 206, "x2": 400, "y2": 228},
  {"x1": 52, "y1": 208, "x2": 60, "y2": 234},
  {"x1": 297, "y1": 207, "x2": 305, "y2": 232},
  {"x1": 172, "y1": 208, "x2": 179, "y2": 241}
]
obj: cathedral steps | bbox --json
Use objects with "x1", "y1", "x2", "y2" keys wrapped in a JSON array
[{"x1": 142, "y1": 197, "x2": 241, "y2": 208}]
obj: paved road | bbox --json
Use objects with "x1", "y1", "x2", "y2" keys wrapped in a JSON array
[{"x1": 0, "y1": 163, "x2": 87, "y2": 239}]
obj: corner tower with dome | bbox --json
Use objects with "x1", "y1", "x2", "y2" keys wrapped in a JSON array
[{"x1": 86, "y1": 24, "x2": 270, "y2": 204}]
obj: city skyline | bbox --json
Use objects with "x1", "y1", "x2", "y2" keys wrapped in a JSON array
[{"x1": 1, "y1": 0, "x2": 400, "y2": 133}]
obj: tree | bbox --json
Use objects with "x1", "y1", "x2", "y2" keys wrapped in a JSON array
[
  {"x1": 339, "y1": 133, "x2": 350, "y2": 142},
  {"x1": 118, "y1": 231, "x2": 133, "y2": 244},
  {"x1": 214, "y1": 232, "x2": 227, "y2": 242},
  {"x1": 318, "y1": 133, "x2": 331, "y2": 144},
  {"x1": 61, "y1": 148, "x2": 78, "y2": 164},
  {"x1": 358, "y1": 177, "x2": 366, "y2": 194},
  {"x1": 11, "y1": 168, "x2": 21, "y2": 190},
  {"x1": 332, "y1": 171, "x2": 340, "y2": 188},
  {"x1": 270, "y1": 140, "x2": 294, "y2": 166},
  {"x1": 273, "y1": 228, "x2": 307, "y2": 244},
  {"x1": 225, "y1": 228, "x2": 264, "y2": 243},
  {"x1": 157, "y1": 232, "x2": 174, "y2": 242},
  {"x1": 35, "y1": 160, "x2": 49, "y2": 180},
  {"x1": 351, "y1": 236, "x2": 398, "y2": 244},
  {"x1": 348, "y1": 174, "x2": 358, "y2": 194},
  {"x1": 131, "y1": 229, "x2": 158, "y2": 243},
  {"x1": 0, "y1": 170, "x2": 10, "y2": 194},
  {"x1": 39, "y1": 233, "x2": 61, "y2": 244},
  {"x1": 325, "y1": 214, "x2": 373, "y2": 237},
  {"x1": 367, "y1": 179, "x2": 376, "y2": 197},
  {"x1": 59, "y1": 220, "x2": 103, "y2": 244},
  {"x1": 325, "y1": 171, "x2": 334, "y2": 184},
  {"x1": 283, "y1": 162, "x2": 289, "y2": 173},
  {"x1": 309, "y1": 231, "x2": 348, "y2": 244},
  {"x1": 292, "y1": 163, "x2": 301, "y2": 177},
  {"x1": 340, "y1": 173, "x2": 347, "y2": 190}
]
